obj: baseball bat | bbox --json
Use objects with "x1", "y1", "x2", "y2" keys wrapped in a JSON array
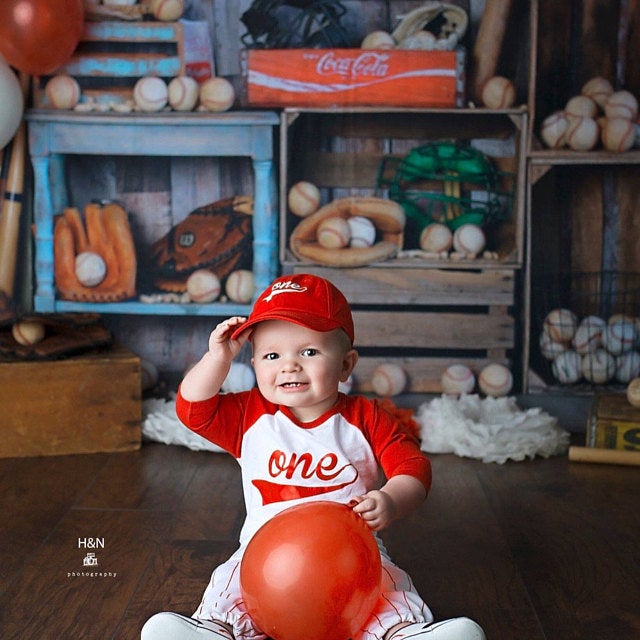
[
  {"x1": 471, "y1": 0, "x2": 513, "y2": 104},
  {"x1": 0, "y1": 72, "x2": 29, "y2": 298},
  {"x1": 568, "y1": 446, "x2": 640, "y2": 467}
]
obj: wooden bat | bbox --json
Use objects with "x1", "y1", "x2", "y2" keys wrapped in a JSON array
[
  {"x1": 0, "y1": 72, "x2": 29, "y2": 299},
  {"x1": 471, "y1": 0, "x2": 513, "y2": 104},
  {"x1": 569, "y1": 446, "x2": 640, "y2": 467}
]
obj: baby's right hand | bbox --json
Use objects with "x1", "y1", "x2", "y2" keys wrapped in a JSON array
[{"x1": 208, "y1": 316, "x2": 249, "y2": 361}]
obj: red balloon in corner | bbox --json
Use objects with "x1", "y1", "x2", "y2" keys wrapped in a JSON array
[
  {"x1": 240, "y1": 501, "x2": 382, "y2": 640},
  {"x1": 0, "y1": 0, "x2": 84, "y2": 76}
]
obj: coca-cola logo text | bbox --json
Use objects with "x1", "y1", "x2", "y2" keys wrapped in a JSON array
[{"x1": 315, "y1": 51, "x2": 390, "y2": 78}]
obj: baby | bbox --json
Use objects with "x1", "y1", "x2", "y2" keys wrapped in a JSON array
[{"x1": 142, "y1": 273, "x2": 485, "y2": 640}]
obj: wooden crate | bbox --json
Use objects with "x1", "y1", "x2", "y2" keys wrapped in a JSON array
[
  {"x1": 33, "y1": 21, "x2": 185, "y2": 107},
  {"x1": 0, "y1": 345, "x2": 142, "y2": 458},
  {"x1": 242, "y1": 48, "x2": 465, "y2": 108},
  {"x1": 279, "y1": 108, "x2": 526, "y2": 392},
  {"x1": 587, "y1": 392, "x2": 640, "y2": 451},
  {"x1": 284, "y1": 264, "x2": 516, "y2": 393}
]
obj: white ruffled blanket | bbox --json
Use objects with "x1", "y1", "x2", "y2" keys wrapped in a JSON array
[
  {"x1": 415, "y1": 394, "x2": 570, "y2": 464},
  {"x1": 142, "y1": 396, "x2": 225, "y2": 453}
]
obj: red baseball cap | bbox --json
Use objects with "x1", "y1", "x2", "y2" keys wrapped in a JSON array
[{"x1": 231, "y1": 273, "x2": 355, "y2": 344}]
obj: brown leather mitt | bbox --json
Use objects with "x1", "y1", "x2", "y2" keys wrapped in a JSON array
[
  {"x1": 289, "y1": 197, "x2": 405, "y2": 267},
  {"x1": 151, "y1": 195, "x2": 253, "y2": 292},
  {"x1": 54, "y1": 202, "x2": 137, "y2": 302}
]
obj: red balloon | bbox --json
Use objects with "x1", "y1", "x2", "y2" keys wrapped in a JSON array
[
  {"x1": 0, "y1": 0, "x2": 84, "y2": 76},
  {"x1": 241, "y1": 501, "x2": 381, "y2": 640}
]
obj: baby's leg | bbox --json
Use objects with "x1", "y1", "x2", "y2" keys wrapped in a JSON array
[
  {"x1": 357, "y1": 555, "x2": 434, "y2": 640},
  {"x1": 141, "y1": 612, "x2": 233, "y2": 639},
  {"x1": 194, "y1": 548, "x2": 267, "y2": 640}
]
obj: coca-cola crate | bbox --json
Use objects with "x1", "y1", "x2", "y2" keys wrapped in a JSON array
[{"x1": 241, "y1": 48, "x2": 464, "y2": 108}]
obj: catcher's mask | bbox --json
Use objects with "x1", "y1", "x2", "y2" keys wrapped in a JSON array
[{"x1": 240, "y1": 0, "x2": 354, "y2": 48}]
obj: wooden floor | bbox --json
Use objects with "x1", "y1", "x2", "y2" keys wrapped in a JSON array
[{"x1": 1, "y1": 431, "x2": 639, "y2": 639}]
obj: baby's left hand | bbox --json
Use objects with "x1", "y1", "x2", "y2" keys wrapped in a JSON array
[{"x1": 350, "y1": 490, "x2": 396, "y2": 531}]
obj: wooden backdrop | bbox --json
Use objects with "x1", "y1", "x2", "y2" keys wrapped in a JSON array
[{"x1": 22, "y1": 0, "x2": 639, "y2": 386}]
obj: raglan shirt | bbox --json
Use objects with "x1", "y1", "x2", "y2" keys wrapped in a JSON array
[{"x1": 176, "y1": 388, "x2": 432, "y2": 546}]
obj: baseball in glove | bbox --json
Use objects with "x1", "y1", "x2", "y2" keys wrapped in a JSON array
[
  {"x1": 392, "y1": 2, "x2": 468, "y2": 50},
  {"x1": 54, "y1": 201, "x2": 137, "y2": 302},
  {"x1": 289, "y1": 197, "x2": 405, "y2": 267},
  {"x1": 0, "y1": 313, "x2": 112, "y2": 361},
  {"x1": 151, "y1": 195, "x2": 253, "y2": 292}
]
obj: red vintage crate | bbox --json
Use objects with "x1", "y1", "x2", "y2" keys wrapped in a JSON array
[{"x1": 242, "y1": 48, "x2": 465, "y2": 108}]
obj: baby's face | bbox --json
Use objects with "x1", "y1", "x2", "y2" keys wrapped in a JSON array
[{"x1": 251, "y1": 320, "x2": 357, "y2": 422}]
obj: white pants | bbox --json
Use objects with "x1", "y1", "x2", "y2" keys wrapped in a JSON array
[{"x1": 193, "y1": 545, "x2": 433, "y2": 640}]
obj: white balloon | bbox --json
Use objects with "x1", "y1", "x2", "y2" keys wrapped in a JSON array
[{"x1": 0, "y1": 56, "x2": 23, "y2": 150}]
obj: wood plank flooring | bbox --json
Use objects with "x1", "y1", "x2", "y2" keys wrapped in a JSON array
[{"x1": 1, "y1": 434, "x2": 638, "y2": 639}]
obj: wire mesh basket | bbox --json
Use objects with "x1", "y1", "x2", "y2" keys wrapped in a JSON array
[{"x1": 531, "y1": 271, "x2": 640, "y2": 387}]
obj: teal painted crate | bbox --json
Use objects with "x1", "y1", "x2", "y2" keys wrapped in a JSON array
[{"x1": 33, "y1": 21, "x2": 185, "y2": 107}]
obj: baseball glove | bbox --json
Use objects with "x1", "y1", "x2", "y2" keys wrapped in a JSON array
[
  {"x1": 151, "y1": 195, "x2": 253, "y2": 292},
  {"x1": 0, "y1": 313, "x2": 112, "y2": 361},
  {"x1": 289, "y1": 197, "x2": 405, "y2": 267},
  {"x1": 54, "y1": 201, "x2": 137, "y2": 302},
  {"x1": 392, "y1": 2, "x2": 468, "y2": 50}
]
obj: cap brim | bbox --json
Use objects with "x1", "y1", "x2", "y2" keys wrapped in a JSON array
[{"x1": 230, "y1": 313, "x2": 346, "y2": 342}]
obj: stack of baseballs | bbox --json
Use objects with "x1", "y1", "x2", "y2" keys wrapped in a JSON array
[
  {"x1": 540, "y1": 76, "x2": 639, "y2": 152},
  {"x1": 540, "y1": 308, "x2": 640, "y2": 385},
  {"x1": 441, "y1": 362, "x2": 513, "y2": 397}
]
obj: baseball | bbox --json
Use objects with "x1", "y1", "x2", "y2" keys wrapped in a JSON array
[
  {"x1": 565, "y1": 95, "x2": 598, "y2": 119},
  {"x1": 601, "y1": 319, "x2": 638, "y2": 355},
  {"x1": 361, "y1": 30, "x2": 396, "y2": 49},
  {"x1": 317, "y1": 216, "x2": 351, "y2": 249},
  {"x1": 186, "y1": 269, "x2": 221, "y2": 303},
  {"x1": 348, "y1": 216, "x2": 376, "y2": 248},
  {"x1": 565, "y1": 116, "x2": 599, "y2": 151},
  {"x1": 604, "y1": 90, "x2": 638, "y2": 120},
  {"x1": 615, "y1": 351, "x2": 640, "y2": 383},
  {"x1": 288, "y1": 181, "x2": 321, "y2": 218},
  {"x1": 452, "y1": 224, "x2": 486, "y2": 256},
  {"x1": 75, "y1": 251, "x2": 107, "y2": 287},
  {"x1": 481, "y1": 76, "x2": 516, "y2": 109},
  {"x1": 441, "y1": 364, "x2": 476, "y2": 395},
  {"x1": 133, "y1": 76, "x2": 168, "y2": 112},
  {"x1": 539, "y1": 330, "x2": 567, "y2": 360},
  {"x1": 420, "y1": 222, "x2": 453, "y2": 253},
  {"x1": 225, "y1": 269, "x2": 254, "y2": 304},
  {"x1": 45, "y1": 74, "x2": 81, "y2": 109},
  {"x1": 572, "y1": 315, "x2": 605, "y2": 354},
  {"x1": 12, "y1": 320, "x2": 46, "y2": 346},
  {"x1": 150, "y1": 0, "x2": 184, "y2": 21},
  {"x1": 551, "y1": 350, "x2": 582, "y2": 384},
  {"x1": 140, "y1": 359, "x2": 159, "y2": 392},
  {"x1": 168, "y1": 75, "x2": 199, "y2": 111},
  {"x1": 221, "y1": 362, "x2": 256, "y2": 393},
  {"x1": 540, "y1": 111, "x2": 569, "y2": 149},
  {"x1": 544, "y1": 308, "x2": 578, "y2": 343},
  {"x1": 601, "y1": 117, "x2": 635, "y2": 152},
  {"x1": 478, "y1": 363, "x2": 513, "y2": 397},
  {"x1": 627, "y1": 377, "x2": 640, "y2": 407},
  {"x1": 582, "y1": 349, "x2": 616, "y2": 383},
  {"x1": 581, "y1": 76, "x2": 614, "y2": 109},
  {"x1": 199, "y1": 77, "x2": 235, "y2": 112},
  {"x1": 371, "y1": 363, "x2": 407, "y2": 397}
]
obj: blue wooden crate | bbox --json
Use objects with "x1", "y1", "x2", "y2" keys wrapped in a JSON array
[{"x1": 34, "y1": 21, "x2": 185, "y2": 107}]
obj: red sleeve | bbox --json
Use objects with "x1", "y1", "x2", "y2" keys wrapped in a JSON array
[
  {"x1": 354, "y1": 397, "x2": 432, "y2": 494},
  {"x1": 175, "y1": 386, "x2": 252, "y2": 457}
]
